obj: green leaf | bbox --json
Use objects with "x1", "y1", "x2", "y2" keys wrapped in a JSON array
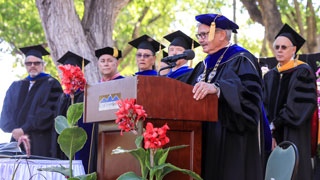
[
  {"x1": 154, "y1": 163, "x2": 203, "y2": 180},
  {"x1": 73, "y1": 172, "x2": 97, "y2": 180},
  {"x1": 135, "y1": 135, "x2": 143, "y2": 148},
  {"x1": 67, "y1": 178, "x2": 80, "y2": 180},
  {"x1": 163, "y1": 145, "x2": 188, "y2": 152},
  {"x1": 117, "y1": 172, "x2": 143, "y2": 180},
  {"x1": 58, "y1": 127, "x2": 87, "y2": 159},
  {"x1": 55, "y1": 115, "x2": 70, "y2": 134},
  {"x1": 67, "y1": 103, "x2": 84, "y2": 127},
  {"x1": 112, "y1": 147, "x2": 148, "y2": 178},
  {"x1": 37, "y1": 165, "x2": 70, "y2": 177}
]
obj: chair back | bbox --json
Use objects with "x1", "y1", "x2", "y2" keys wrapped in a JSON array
[{"x1": 265, "y1": 141, "x2": 299, "y2": 180}]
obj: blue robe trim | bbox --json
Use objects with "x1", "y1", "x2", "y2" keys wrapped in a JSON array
[
  {"x1": 135, "y1": 70, "x2": 157, "y2": 76},
  {"x1": 167, "y1": 66, "x2": 193, "y2": 79},
  {"x1": 262, "y1": 104, "x2": 272, "y2": 152},
  {"x1": 27, "y1": 72, "x2": 51, "y2": 81},
  {"x1": 205, "y1": 44, "x2": 249, "y2": 69}
]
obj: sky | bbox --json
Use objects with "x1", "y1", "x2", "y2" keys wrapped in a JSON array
[{"x1": 0, "y1": 3, "x2": 264, "y2": 143}]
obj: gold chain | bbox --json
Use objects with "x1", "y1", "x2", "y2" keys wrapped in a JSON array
[{"x1": 201, "y1": 46, "x2": 231, "y2": 82}]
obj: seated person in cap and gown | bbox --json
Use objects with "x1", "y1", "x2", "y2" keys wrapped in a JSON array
[
  {"x1": 159, "y1": 51, "x2": 171, "y2": 76},
  {"x1": 186, "y1": 14, "x2": 271, "y2": 180},
  {"x1": 263, "y1": 24, "x2": 317, "y2": 180},
  {"x1": 128, "y1": 34, "x2": 165, "y2": 76},
  {"x1": 163, "y1": 30, "x2": 200, "y2": 82},
  {"x1": 53, "y1": 51, "x2": 96, "y2": 173},
  {"x1": 95, "y1": 46, "x2": 124, "y2": 81},
  {"x1": 0, "y1": 44, "x2": 63, "y2": 157}
]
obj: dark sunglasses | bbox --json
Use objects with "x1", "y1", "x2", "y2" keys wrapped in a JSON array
[
  {"x1": 136, "y1": 54, "x2": 153, "y2": 59},
  {"x1": 274, "y1": 45, "x2": 294, "y2": 50},
  {"x1": 25, "y1": 61, "x2": 43, "y2": 66}
]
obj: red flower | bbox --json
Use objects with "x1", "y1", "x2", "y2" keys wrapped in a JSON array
[
  {"x1": 143, "y1": 122, "x2": 170, "y2": 149},
  {"x1": 115, "y1": 98, "x2": 147, "y2": 135},
  {"x1": 59, "y1": 65, "x2": 86, "y2": 95}
]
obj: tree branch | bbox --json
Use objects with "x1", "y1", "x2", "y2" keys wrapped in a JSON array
[{"x1": 240, "y1": 0, "x2": 264, "y2": 25}]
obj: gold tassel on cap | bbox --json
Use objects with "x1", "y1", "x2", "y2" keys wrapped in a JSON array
[
  {"x1": 113, "y1": 47, "x2": 119, "y2": 59},
  {"x1": 82, "y1": 58, "x2": 85, "y2": 73},
  {"x1": 189, "y1": 39, "x2": 195, "y2": 69},
  {"x1": 208, "y1": 15, "x2": 221, "y2": 42},
  {"x1": 157, "y1": 44, "x2": 162, "y2": 71}
]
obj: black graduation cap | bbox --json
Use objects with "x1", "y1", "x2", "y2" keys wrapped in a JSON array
[
  {"x1": 128, "y1": 34, "x2": 165, "y2": 54},
  {"x1": 164, "y1": 30, "x2": 200, "y2": 50},
  {"x1": 57, "y1": 51, "x2": 90, "y2": 69},
  {"x1": 195, "y1": 14, "x2": 239, "y2": 33},
  {"x1": 275, "y1": 23, "x2": 305, "y2": 53},
  {"x1": 95, "y1": 47, "x2": 122, "y2": 60},
  {"x1": 19, "y1": 44, "x2": 50, "y2": 59}
]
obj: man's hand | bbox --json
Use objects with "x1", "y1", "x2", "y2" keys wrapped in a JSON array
[
  {"x1": 17, "y1": 135, "x2": 31, "y2": 157},
  {"x1": 192, "y1": 82, "x2": 218, "y2": 100},
  {"x1": 272, "y1": 137, "x2": 277, "y2": 151},
  {"x1": 12, "y1": 128, "x2": 24, "y2": 141}
]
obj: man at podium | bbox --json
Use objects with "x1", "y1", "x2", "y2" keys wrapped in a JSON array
[{"x1": 186, "y1": 14, "x2": 264, "y2": 180}]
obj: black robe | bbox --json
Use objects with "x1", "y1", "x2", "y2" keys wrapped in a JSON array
[
  {"x1": 0, "y1": 76, "x2": 62, "y2": 157},
  {"x1": 263, "y1": 62, "x2": 317, "y2": 180},
  {"x1": 187, "y1": 47, "x2": 264, "y2": 180}
]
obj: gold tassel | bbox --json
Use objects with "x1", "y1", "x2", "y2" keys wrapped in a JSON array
[
  {"x1": 189, "y1": 39, "x2": 195, "y2": 68},
  {"x1": 113, "y1": 47, "x2": 119, "y2": 58},
  {"x1": 208, "y1": 15, "x2": 221, "y2": 42},
  {"x1": 82, "y1": 58, "x2": 84, "y2": 73},
  {"x1": 157, "y1": 44, "x2": 162, "y2": 71}
]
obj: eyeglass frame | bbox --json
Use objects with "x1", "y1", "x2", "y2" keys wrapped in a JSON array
[
  {"x1": 24, "y1": 61, "x2": 43, "y2": 66},
  {"x1": 273, "y1": 45, "x2": 295, "y2": 51}
]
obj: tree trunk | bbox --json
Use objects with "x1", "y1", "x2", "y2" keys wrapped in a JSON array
[
  {"x1": 306, "y1": 0, "x2": 317, "y2": 53},
  {"x1": 35, "y1": 0, "x2": 129, "y2": 83}
]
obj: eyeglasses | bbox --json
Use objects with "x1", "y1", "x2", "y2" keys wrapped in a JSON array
[
  {"x1": 274, "y1": 45, "x2": 294, "y2": 50},
  {"x1": 195, "y1": 32, "x2": 210, "y2": 40},
  {"x1": 136, "y1": 54, "x2": 153, "y2": 59},
  {"x1": 25, "y1": 61, "x2": 43, "y2": 66}
]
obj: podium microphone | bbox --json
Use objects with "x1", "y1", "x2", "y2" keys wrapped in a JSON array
[{"x1": 161, "y1": 49, "x2": 195, "y2": 63}]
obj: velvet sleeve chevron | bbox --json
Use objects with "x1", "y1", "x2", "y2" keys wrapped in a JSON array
[
  {"x1": 273, "y1": 66, "x2": 317, "y2": 128},
  {"x1": 217, "y1": 55, "x2": 263, "y2": 133},
  {"x1": 21, "y1": 78, "x2": 63, "y2": 132}
]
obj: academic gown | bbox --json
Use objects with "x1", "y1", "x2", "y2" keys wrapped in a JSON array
[
  {"x1": 186, "y1": 44, "x2": 265, "y2": 180},
  {"x1": 167, "y1": 66, "x2": 193, "y2": 82},
  {"x1": 0, "y1": 75, "x2": 62, "y2": 157},
  {"x1": 263, "y1": 61, "x2": 317, "y2": 180}
]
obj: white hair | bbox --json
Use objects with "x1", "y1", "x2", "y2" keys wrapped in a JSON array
[{"x1": 225, "y1": 30, "x2": 232, "y2": 41}]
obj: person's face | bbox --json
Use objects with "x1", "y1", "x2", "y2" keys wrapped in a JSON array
[
  {"x1": 273, "y1": 36, "x2": 296, "y2": 64},
  {"x1": 196, "y1": 24, "x2": 224, "y2": 54},
  {"x1": 25, "y1": 56, "x2": 44, "y2": 78},
  {"x1": 98, "y1": 54, "x2": 119, "y2": 77},
  {"x1": 168, "y1": 45, "x2": 187, "y2": 67},
  {"x1": 135, "y1": 49, "x2": 156, "y2": 71}
]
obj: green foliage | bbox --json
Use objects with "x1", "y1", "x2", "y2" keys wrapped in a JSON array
[
  {"x1": 67, "y1": 103, "x2": 84, "y2": 127},
  {"x1": 58, "y1": 127, "x2": 87, "y2": 160},
  {"x1": 55, "y1": 115, "x2": 71, "y2": 134},
  {"x1": 112, "y1": 144, "x2": 198, "y2": 180},
  {"x1": 38, "y1": 165, "x2": 70, "y2": 177},
  {"x1": 0, "y1": 0, "x2": 58, "y2": 77},
  {"x1": 70, "y1": 172, "x2": 97, "y2": 180}
]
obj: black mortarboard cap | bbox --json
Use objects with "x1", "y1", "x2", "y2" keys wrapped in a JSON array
[
  {"x1": 128, "y1": 34, "x2": 165, "y2": 54},
  {"x1": 95, "y1": 47, "x2": 122, "y2": 60},
  {"x1": 195, "y1": 14, "x2": 239, "y2": 33},
  {"x1": 57, "y1": 51, "x2": 90, "y2": 69},
  {"x1": 19, "y1": 44, "x2": 50, "y2": 59},
  {"x1": 275, "y1": 23, "x2": 305, "y2": 53},
  {"x1": 164, "y1": 30, "x2": 200, "y2": 49}
]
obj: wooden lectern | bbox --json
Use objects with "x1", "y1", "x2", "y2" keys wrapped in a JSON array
[{"x1": 84, "y1": 76, "x2": 218, "y2": 180}]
